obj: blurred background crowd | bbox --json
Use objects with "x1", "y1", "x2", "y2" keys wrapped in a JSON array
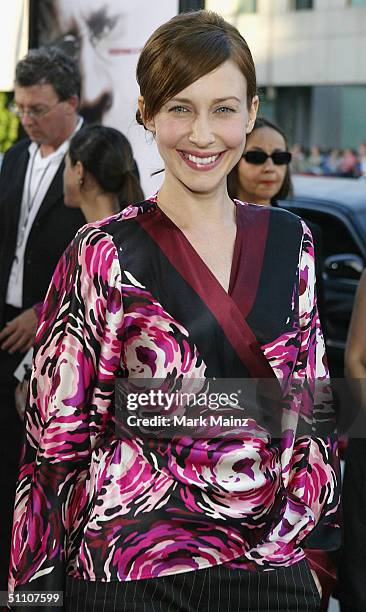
[{"x1": 291, "y1": 142, "x2": 366, "y2": 178}]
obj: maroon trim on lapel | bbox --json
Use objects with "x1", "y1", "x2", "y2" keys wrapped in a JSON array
[
  {"x1": 229, "y1": 202, "x2": 270, "y2": 318},
  {"x1": 136, "y1": 203, "x2": 275, "y2": 379}
]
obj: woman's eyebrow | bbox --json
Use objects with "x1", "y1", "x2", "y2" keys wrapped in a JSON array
[
  {"x1": 212, "y1": 96, "x2": 241, "y2": 103},
  {"x1": 168, "y1": 96, "x2": 241, "y2": 104}
]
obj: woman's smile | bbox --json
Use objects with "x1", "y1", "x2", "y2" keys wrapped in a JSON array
[{"x1": 178, "y1": 149, "x2": 226, "y2": 171}]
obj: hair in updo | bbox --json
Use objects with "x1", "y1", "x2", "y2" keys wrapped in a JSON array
[
  {"x1": 69, "y1": 125, "x2": 144, "y2": 207},
  {"x1": 136, "y1": 9, "x2": 257, "y2": 127}
]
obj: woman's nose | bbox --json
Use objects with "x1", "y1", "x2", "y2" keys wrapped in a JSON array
[
  {"x1": 188, "y1": 115, "x2": 215, "y2": 147},
  {"x1": 263, "y1": 156, "x2": 276, "y2": 170}
]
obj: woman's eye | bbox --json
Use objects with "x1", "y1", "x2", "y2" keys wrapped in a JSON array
[
  {"x1": 169, "y1": 106, "x2": 189, "y2": 114},
  {"x1": 215, "y1": 106, "x2": 235, "y2": 113}
]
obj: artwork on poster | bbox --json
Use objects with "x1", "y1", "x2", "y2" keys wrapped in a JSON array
[{"x1": 39, "y1": 0, "x2": 179, "y2": 194}]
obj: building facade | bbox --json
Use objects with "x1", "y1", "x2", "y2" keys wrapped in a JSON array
[{"x1": 206, "y1": 0, "x2": 366, "y2": 150}]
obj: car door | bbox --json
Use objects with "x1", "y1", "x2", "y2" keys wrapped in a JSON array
[{"x1": 278, "y1": 200, "x2": 365, "y2": 377}]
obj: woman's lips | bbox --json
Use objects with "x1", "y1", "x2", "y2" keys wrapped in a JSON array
[{"x1": 178, "y1": 150, "x2": 225, "y2": 171}]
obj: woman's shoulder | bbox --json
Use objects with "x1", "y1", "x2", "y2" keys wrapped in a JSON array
[
  {"x1": 235, "y1": 199, "x2": 304, "y2": 229},
  {"x1": 74, "y1": 199, "x2": 156, "y2": 241}
]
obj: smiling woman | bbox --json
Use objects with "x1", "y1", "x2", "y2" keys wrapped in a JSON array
[
  {"x1": 9, "y1": 10, "x2": 338, "y2": 612},
  {"x1": 139, "y1": 59, "x2": 257, "y2": 225}
]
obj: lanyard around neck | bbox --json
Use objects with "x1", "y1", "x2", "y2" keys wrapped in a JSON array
[{"x1": 16, "y1": 147, "x2": 53, "y2": 249}]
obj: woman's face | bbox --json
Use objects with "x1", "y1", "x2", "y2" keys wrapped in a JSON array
[
  {"x1": 238, "y1": 127, "x2": 288, "y2": 205},
  {"x1": 63, "y1": 154, "x2": 82, "y2": 207},
  {"x1": 142, "y1": 60, "x2": 258, "y2": 198}
]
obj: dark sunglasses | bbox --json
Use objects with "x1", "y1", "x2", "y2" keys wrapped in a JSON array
[{"x1": 243, "y1": 150, "x2": 292, "y2": 165}]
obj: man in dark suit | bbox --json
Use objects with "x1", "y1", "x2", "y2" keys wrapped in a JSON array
[{"x1": 0, "y1": 47, "x2": 85, "y2": 589}]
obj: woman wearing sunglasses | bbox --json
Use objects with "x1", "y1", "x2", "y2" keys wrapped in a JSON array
[
  {"x1": 228, "y1": 116, "x2": 327, "y2": 330},
  {"x1": 228, "y1": 116, "x2": 292, "y2": 206}
]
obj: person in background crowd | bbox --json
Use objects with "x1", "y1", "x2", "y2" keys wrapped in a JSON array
[
  {"x1": 358, "y1": 142, "x2": 366, "y2": 178},
  {"x1": 0, "y1": 46, "x2": 85, "y2": 591},
  {"x1": 227, "y1": 116, "x2": 292, "y2": 206},
  {"x1": 14, "y1": 124, "x2": 144, "y2": 421},
  {"x1": 338, "y1": 270, "x2": 366, "y2": 612},
  {"x1": 9, "y1": 11, "x2": 338, "y2": 611},
  {"x1": 323, "y1": 149, "x2": 341, "y2": 176},
  {"x1": 290, "y1": 142, "x2": 307, "y2": 174},
  {"x1": 339, "y1": 148, "x2": 358, "y2": 177},
  {"x1": 307, "y1": 145, "x2": 324, "y2": 175},
  {"x1": 227, "y1": 116, "x2": 326, "y2": 332},
  {"x1": 64, "y1": 124, "x2": 144, "y2": 218}
]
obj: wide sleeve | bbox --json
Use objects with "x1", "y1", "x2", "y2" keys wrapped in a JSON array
[
  {"x1": 9, "y1": 225, "x2": 124, "y2": 594},
  {"x1": 283, "y1": 220, "x2": 340, "y2": 543}
]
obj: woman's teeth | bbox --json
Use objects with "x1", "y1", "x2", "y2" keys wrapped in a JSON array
[{"x1": 183, "y1": 152, "x2": 220, "y2": 165}]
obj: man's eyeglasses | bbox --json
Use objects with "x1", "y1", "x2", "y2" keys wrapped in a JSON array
[
  {"x1": 243, "y1": 150, "x2": 292, "y2": 166},
  {"x1": 9, "y1": 100, "x2": 63, "y2": 120}
]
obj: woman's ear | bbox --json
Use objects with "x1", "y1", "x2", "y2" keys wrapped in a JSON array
[
  {"x1": 138, "y1": 95, "x2": 156, "y2": 133},
  {"x1": 76, "y1": 161, "x2": 85, "y2": 185},
  {"x1": 246, "y1": 95, "x2": 259, "y2": 134}
]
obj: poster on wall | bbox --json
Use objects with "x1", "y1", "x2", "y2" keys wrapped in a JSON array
[
  {"x1": 0, "y1": 1, "x2": 29, "y2": 91},
  {"x1": 37, "y1": 0, "x2": 180, "y2": 194}
]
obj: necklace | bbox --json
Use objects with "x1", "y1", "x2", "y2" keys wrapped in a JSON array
[{"x1": 16, "y1": 146, "x2": 52, "y2": 249}]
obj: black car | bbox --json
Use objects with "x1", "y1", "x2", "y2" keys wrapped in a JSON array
[{"x1": 279, "y1": 175, "x2": 366, "y2": 376}]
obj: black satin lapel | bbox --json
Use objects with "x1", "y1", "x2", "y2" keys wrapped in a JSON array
[
  {"x1": 133, "y1": 205, "x2": 276, "y2": 380},
  {"x1": 103, "y1": 213, "x2": 251, "y2": 378}
]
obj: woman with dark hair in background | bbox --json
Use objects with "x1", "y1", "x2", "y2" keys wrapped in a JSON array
[
  {"x1": 9, "y1": 12, "x2": 338, "y2": 611},
  {"x1": 64, "y1": 124, "x2": 144, "y2": 219},
  {"x1": 228, "y1": 116, "x2": 292, "y2": 206},
  {"x1": 228, "y1": 116, "x2": 326, "y2": 337}
]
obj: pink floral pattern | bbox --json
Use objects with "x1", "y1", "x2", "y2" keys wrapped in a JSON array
[{"x1": 9, "y1": 202, "x2": 339, "y2": 591}]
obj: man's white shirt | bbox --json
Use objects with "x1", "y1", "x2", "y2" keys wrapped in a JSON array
[{"x1": 6, "y1": 117, "x2": 83, "y2": 308}]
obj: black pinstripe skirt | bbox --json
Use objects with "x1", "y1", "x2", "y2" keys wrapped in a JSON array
[{"x1": 65, "y1": 559, "x2": 321, "y2": 611}]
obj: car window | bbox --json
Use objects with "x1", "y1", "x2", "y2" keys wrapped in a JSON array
[{"x1": 281, "y1": 207, "x2": 363, "y2": 260}]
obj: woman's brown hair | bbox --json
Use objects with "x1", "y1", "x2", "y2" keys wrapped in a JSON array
[{"x1": 136, "y1": 10, "x2": 257, "y2": 126}]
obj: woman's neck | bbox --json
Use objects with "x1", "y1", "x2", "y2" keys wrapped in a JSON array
[
  {"x1": 157, "y1": 174, "x2": 236, "y2": 231},
  {"x1": 236, "y1": 186, "x2": 271, "y2": 206},
  {"x1": 80, "y1": 192, "x2": 119, "y2": 223}
]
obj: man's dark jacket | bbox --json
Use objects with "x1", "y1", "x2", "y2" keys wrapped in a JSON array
[{"x1": 0, "y1": 138, "x2": 85, "y2": 328}]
